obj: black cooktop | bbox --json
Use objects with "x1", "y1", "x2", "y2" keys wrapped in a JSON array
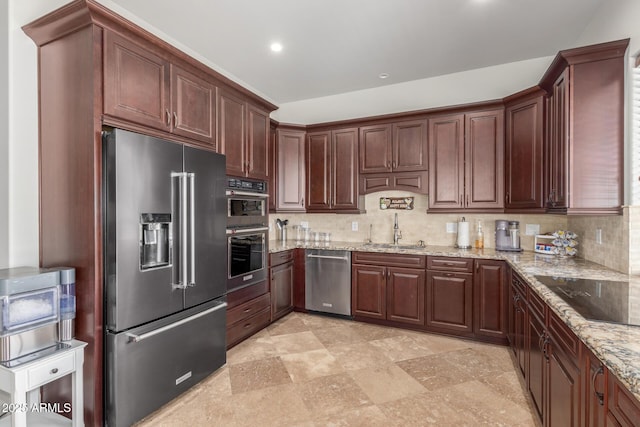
[{"x1": 534, "y1": 275, "x2": 640, "y2": 327}]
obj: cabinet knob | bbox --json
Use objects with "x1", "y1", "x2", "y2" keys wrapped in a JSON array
[
  {"x1": 392, "y1": 161, "x2": 396, "y2": 169},
  {"x1": 387, "y1": 161, "x2": 391, "y2": 169},
  {"x1": 301, "y1": 197, "x2": 304, "y2": 206},
  {"x1": 165, "y1": 110, "x2": 171, "y2": 126},
  {"x1": 173, "y1": 112, "x2": 178, "y2": 127},
  {"x1": 50, "y1": 368, "x2": 59, "y2": 374}
]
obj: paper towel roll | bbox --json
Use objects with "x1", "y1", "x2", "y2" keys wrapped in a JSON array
[{"x1": 457, "y1": 220, "x2": 471, "y2": 248}]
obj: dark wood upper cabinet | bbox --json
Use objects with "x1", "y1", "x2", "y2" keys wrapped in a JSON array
[
  {"x1": 540, "y1": 39, "x2": 628, "y2": 214},
  {"x1": 219, "y1": 89, "x2": 246, "y2": 177},
  {"x1": 275, "y1": 128, "x2": 306, "y2": 212},
  {"x1": 104, "y1": 32, "x2": 217, "y2": 148},
  {"x1": 359, "y1": 119, "x2": 427, "y2": 174},
  {"x1": 247, "y1": 105, "x2": 269, "y2": 180},
  {"x1": 220, "y1": 91, "x2": 269, "y2": 180},
  {"x1": 428, "y1": 113, "x2": 465, "y2": 209},
  {"x1": 465, "y1": 109, "x2": 504, "y2": 209},
  {"x1": 104, "y1": 31, "x2": 170, "y2": 131},
  {"x1": 306, "y1": 131, "x2": 331, "y2": 211},
  {"x1": 306, "y1": 128, "x2": 360, "y2": 213},
  {"x1": 359, "y1": 124, "x2": 392, "y2": 173},
  {"x1": 428, "y1": 109, "x2": 504, "y2": 212},
  {"x1": 393, "y1": 120, "x2": 428, "y2": 172},
  {"x1": 505, "y1": 90, "x2": 545, "y2": 212},
  {"x1": 171, "y1": 65, "x2": 217, "y2": 146}
]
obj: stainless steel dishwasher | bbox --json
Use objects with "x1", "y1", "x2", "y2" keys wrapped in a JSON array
[{"x1": 305, "y1": 249, "x2": 352, "y2": 316}]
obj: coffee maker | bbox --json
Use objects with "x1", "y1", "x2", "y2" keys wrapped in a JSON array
[{"x1": 495, "y1": 220, "x2": 523, "y2": 252}]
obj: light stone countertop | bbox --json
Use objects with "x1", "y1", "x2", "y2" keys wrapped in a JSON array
[{"x1": 269, "y1": 240, "x2": 640, "y2": 402}]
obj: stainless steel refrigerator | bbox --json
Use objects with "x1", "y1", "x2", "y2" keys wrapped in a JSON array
[{"x1": 103, "y1": 128, "x2": 227, "y2": 427}]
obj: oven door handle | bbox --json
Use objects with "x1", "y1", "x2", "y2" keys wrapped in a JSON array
[
  {"x1": 226, "y1": 226, "x2": 270, "y2": 235},
  {"x1": 225, "y1": 190, "x2": 269, "y2": 198}
]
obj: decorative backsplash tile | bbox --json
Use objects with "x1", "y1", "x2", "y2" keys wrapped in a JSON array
[{"x1": 270, "y1": 193, "x2": 640, "y2": 274}]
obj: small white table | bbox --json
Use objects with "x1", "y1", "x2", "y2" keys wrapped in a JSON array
[{"x1": 0, "y1": 340, "x2": 86, "y2": 427}]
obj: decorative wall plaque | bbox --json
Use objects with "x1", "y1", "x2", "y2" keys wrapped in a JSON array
[{"x1": 379, "y1": 197, "x2": 414, "y2": 210}]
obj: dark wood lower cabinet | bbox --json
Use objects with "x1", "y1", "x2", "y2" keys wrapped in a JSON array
[
  {"x1": 352, "y1": 264, "x2": 387, "y2": 320},
  {"x1": 226, "y1": 282, "x2": 271, "y2": 348},
  {"x1": 508, "y1": 271, "x2": 527, "y2": 376},
  {"x1": 608, "y1": 371, "x2": 640, "y2": 426},
  {"x1": 527, "y1": 308, "x2": 546, "y2": 422},
  {"x1": 425, "y1": 270, "x2": 473, "y2": 335},
  {"x1": 352, "y1": 253, "x2": 426, "y2": 326},
  {"x1": 387, "y1": 268, "x2": 425, "y2": 326},
  {"x1": 583, "y1": 345, "x2": 607, "y2": 427},
  {"x1": 271, "y1": 260, "x2": 294, "y2": 321},
  {"x1": 546, "y1": 313, "x2": 581, "y2": 427},
  {"x1": 473, "y1": 259, "x2": 507, "y2": 343}
]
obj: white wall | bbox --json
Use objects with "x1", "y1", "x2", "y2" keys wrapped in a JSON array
[
  {"x1": 0, "y1": 3, "x2": 9, "y2": 268},
  {"x1": 271, "y1": 56, "x2": 553, "y2": 125},
  {"x1": 5, "y1": 0, "x2": 69, "y2": 268}
]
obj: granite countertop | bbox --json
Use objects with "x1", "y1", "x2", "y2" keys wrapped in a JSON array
[{"x1": 269, "y1": 240, "x2": 640, "y2": 401}]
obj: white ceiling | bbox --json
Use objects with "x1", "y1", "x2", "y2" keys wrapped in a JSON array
[{"x1": 104, "y1": 0, "x2": 606, "y2": 105}]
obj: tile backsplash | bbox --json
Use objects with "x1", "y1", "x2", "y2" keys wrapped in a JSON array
[
  {"x1": 270, "y1": 190, "x2": 566, "y2": 250},
  {"x1": 270, "y1": 192, "x2": 640, "y2": 274}
]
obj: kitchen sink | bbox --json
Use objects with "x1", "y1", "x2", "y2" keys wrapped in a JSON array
[{"x1": 362, "y1": 243, "x2": 426, "y2": 250}]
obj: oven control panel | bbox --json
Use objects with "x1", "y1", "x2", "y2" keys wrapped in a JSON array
[{"x1": 227, "y1": 178, "x2": 266, "y2": 193}]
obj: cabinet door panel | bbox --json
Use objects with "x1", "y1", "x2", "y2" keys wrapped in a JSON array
[
  {"x1": 352, "y1": 265, "x2": 386, "y2": 319},
  {"x1": 359, "y1": 124, "x2": 391, "y2": 173},
  {"x1": 547, "y1": 339, "x2": 581, "y2": 427},
  {"x1": 583, "y1": 346, "x2": 607, "y2": 427},
  {"x1": 247, "y1": 105, "x2": 269, "y2": 180},
  {"x1": 527, "y1": 311, "x2": 546, "y2": 422},
  {"x1": 276, "y1": 129, "x2": 305, "y2": 211},
  {"x1": 387, "y1": 267, "x2": 425, "y2": 326},
  {"x1": 332, "y1": 128, "x2": 359, "y2": 210},
  {"x1": 547, "y1": 70, "x2": 569, "y2": 209},
  {"x1": 171, "y1": 65, "x2": 216, "y2": 146},
  {"x1": 505, "y1": 96, "x2": 544, "y2": 210},
  {"x1": 271, "y1": 261, "x2": 294, "y2": 321},
  {"x1": 473, "y1": 260, "x2": 507, "y2": 341},
  {"x1": 465, "y1": 110, "x2": 504, "y2": 209},
  {"x1": 104, "y1": 31, "x2": 169, "y2": 130},
  {"x1": 306, "y1": 132, "x2": 331, "y2": 210},
  {"x1": 219, "y1": 90, "x2": 246, "y2": 177},
  {"x1": 425, "y1": 271, "x2": 472, "y2": 334},
  {"x1": 393, "y1": 119, "x2": 428, "y2": 172},
  {"x1": 428, "y1": 114, "x2": 464, "y2": 209}
]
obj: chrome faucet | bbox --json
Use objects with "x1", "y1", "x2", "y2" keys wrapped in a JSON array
[{"x1": 393, "y1": 213, "x2": 402, "y2": 245}]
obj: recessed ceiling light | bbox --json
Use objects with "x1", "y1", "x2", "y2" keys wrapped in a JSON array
[
  {"x1": 270, "y1": 42, "x2": 283, "y2": 53},
  {"x1": 378, "y1": 73, "x2": 390, "y2": 79}
]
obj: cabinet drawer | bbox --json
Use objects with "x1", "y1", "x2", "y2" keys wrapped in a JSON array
[
  {"x1": 548, "y1": 311, "x2": 580, "y2": 362},
  {"x1": 528, "y1": 288, "x2": 546, "y2": 321},
  {"x1": 427, "y1": 256, "x2": 473, "y2": 273},
  {"x1": 354, "y1": 252, "x2": 426, "y2": 268},
  {"x1": 270, "y1": 250, "x2": 294, "y2": 267},
  {"x1": 226, "y1": 307, "x2": 271, "y2": 348},
  {"x1": 28, "y1": 352, "x2": 75, "y2": 389},
  {"x1": 227, "y1": 293, "x2": 271, "y2": 326},
  {"x1": 511, "y1": 272, "x2": 527, "y2": 296}
]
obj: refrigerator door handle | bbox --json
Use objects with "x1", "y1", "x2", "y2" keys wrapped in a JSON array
[
  {"x1": 188, "y1": 172, "x2": 196, "y2": 287},
  {"x1": 125, "y1": 302, "x2": 228, "y2": 343},
  {"x1": 171, "y1": 171, "x2": 188, "y2": 290}
]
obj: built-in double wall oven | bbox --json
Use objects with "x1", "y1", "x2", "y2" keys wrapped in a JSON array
[{"x1": 226, "y1": 177, "x2": 269, "y2": 293}]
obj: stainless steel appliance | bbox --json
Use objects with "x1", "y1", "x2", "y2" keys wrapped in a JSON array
[
  {"x1": 226, "y1": 177, "x2": 269, "y2": 293},
  {"x1": 305, "y1": 250, "x2": 352, "y2": 316},
  {"x1": 103, "y1": 129, "x2": 227, "y2": 427},
  {"x1": 495, "y1": 219, "x2": 523, "y2": 252}
]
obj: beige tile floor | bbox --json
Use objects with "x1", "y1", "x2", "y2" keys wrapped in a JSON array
[{"x1": 137, "y1": 312, "x2": 539, "y2": 426}]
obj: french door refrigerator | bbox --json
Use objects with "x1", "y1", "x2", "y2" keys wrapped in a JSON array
[{"x1": 103, "y1": 128, "x2": 227, "y2": 427}]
